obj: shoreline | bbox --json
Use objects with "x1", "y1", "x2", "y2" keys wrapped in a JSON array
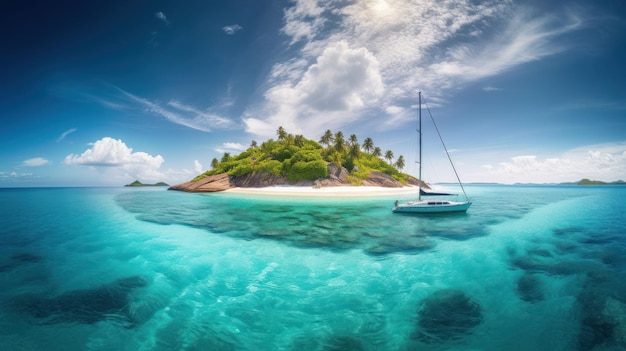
[{"x1": 222, "y1": 185, "x2": 421, "y2": 197}]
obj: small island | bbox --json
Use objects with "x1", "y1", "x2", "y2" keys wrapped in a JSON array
[
  {"x1": 125, "y1": 180, "x2": 169, "y2": 187},
  {"x1": 169, "y1": 127, "x2": 427, "y2": 193},
  {"x1": 578, "y1": 178, "x2": 625, "y2": 186}
]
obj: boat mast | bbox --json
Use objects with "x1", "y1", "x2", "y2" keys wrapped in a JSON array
[{"x1": 418, "y1": 91, "x2": 422, "y2": 201}]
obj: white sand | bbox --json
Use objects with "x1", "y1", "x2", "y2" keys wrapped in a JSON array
[{"x1": 223, "y1": 185, "x2": 420, "y2": 197}]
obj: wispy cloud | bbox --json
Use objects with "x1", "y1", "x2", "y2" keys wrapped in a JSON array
[
  {"x1": 117, "y1": 88, "x2": 235, "y2": 132},
  {"x1": 194, "y1": 160, "x2": 203, "y2": 173},
  {"x1": 215, "y1": 142, "x2": 246, "y2": 154},
  {"x1": 482, "y1": 86, "x2": 501, "y2": 92},
  {"x1": 155, "y1": 11, "x2": 169, "y2": 25},
  {"x1": 222, "y1": 24, "x2": 243, "y2": 35},
  {"x1": 57, "y1": 128, "x2": 77, "y2": 142},
  {"x1": 22, "y1": 157, "x2": 49, "y2": 167},
  {"x1": 244, "y1": 0, "x2": 584, "y2": 138}
]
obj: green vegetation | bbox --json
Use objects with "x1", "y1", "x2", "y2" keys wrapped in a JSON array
[
  {"x1": 194, "y1": 127, "x2": 414, "y2": 184},
  {"x1": 577, "y1": 178, "x2": 626, "y2": 186},
  {"x1": 578, "y1": 178, "x2": 607, "y2": 185},
  {"x1": 125, "y1": 180, "x2": 169, "y2": 187}
]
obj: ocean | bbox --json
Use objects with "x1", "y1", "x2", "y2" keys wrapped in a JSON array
[{"x1": 0, "y1": 185, "x2": 625, "y2": 351}]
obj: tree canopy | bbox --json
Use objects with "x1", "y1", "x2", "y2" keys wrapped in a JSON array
[{"x1": 194, "y1": 127, "x2": 411, "y2": 184}]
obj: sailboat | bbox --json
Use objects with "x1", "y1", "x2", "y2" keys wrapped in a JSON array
[{"x1": 393, "y1": 92, "x2": 472, "y2": 213}]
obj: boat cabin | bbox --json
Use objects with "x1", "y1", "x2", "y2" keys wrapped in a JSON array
[{"x1": 427, "y1": 201, "x2": 451, "y2": 205}]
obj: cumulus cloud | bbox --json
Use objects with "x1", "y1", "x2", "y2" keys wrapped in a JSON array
[
  {"x1": 22, "y1": 157, "x2": 49, "y2": 167},
  {"x1": 480, "y1": 142, "x2": 626, "y2": 183},
  {"x1": 244, "y1": 0, "x2": 583, "y2": 138},
  {"x1": 64, "y1": 137, "x2": 165, "y2": 181},
  {"x1": 244, "y1": 40, "x2": 383, "y2": 137},
  {"x1": 222, "y1": 24, "x2": 243, "y2": 35}
]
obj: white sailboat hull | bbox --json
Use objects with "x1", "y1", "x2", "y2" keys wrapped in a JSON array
[{"x1": 393, "y1": 200, "x2": 472, "y2": 213}]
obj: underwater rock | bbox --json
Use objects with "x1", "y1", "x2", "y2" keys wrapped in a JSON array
[
  {"x1": 413, "y1": 289, "x2": 483, "y2": 343},
  {"x1": 576, "y1": 279, "x2": 626, "y2": 350},
  {"x1": 13, "y1": 275, "x2": 148, "y2": 327},
  {"x1": 365, "y1": 237, "x2": 434, "y2": 256},
  {"x1": 516, "y1": 273, "x2": 545, "y2": 303}
]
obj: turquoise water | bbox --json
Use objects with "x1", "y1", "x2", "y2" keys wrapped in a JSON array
[{"x1": 0, "y1": 185, "x2": 625, "y2": 350}]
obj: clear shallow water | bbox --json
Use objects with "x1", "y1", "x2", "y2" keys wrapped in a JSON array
[{"x1": 0, "y1": 185, "x2": 625, "y2": 350}]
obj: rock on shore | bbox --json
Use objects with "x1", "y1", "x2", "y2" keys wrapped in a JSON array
[{"x1": 169, "y1": 165, "x2": 428, "y2": 193}]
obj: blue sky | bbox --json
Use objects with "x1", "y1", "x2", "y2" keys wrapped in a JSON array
[{"x1": 1, "y1": 0, "x2": 625, "y2": 186}]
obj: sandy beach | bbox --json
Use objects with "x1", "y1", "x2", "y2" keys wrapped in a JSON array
[{"x1": 223, "y1": 185, "x2": 421, "y2": 197}]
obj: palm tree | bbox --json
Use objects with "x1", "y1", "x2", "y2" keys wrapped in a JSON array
[
  {"x1": 284, "y1": 134, "x2": 295, "y2": 145},
  {"x1": 210, "y1": 158, "x2": 219, "y2": 169},
  {"x1": 294, "y1": 134, "x2": 305, "y2": 147},
  {"x1": 349, "y1": 134, "x2": 358, "y2": 147},
  {"x1": 276, "y1": 126, "x2": 287, "y2": 141},
  {"x1": 334, "y1": 131, "x2": 345, "y2": 153},
  {"x1": 221, "y1": 152, "x2": 231, "y2": 163},
  {"x1": 372, "y1": 147, "x2": 382, "y2": 157},
  {"x1": 349, "y1": 143, "x2": 361, "y2": 160},
  {"x1": 319, "y1": 129, "x2": 333, "y2": 148},
  {"x1": 250, "y1": 140, "x2": 258, "y2": 148},
  {"x1": 395, "y1": 155, "x2": 405, "y2": 170},
  {"x1": 384, "y1": 150, "x2": 394, "y2": 164},
  {"x1": 362, "y1": 137, "x2": 374, "y2": 154}
]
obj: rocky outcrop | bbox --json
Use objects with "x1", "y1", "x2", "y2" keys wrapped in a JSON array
[
  {"x1": 168, "y1": 173, "x2": 235, "y2": 192},
  {"x1": 169, "y1": 164, "x2": 429, "y2": 193},
  {"x1": 363, "y1": 172, "x2": 403, "y2": 188}
]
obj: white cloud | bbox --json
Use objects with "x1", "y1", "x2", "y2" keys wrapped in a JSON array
[
  {"x1": 118, "y1": 88, "x2": 235, "y2": 132},
  {"x1": 244, "y1": 40, "x2": 383, "y2": 138},
  {"x1": 215, "y1": 142, "x2": 246, "y2": 154},
  {"x1": 478, "y1": 142, "x2": 626, "y2": 183},
  {"x1": 222, "y1": 24, "x2": 243, "y2": 35},
  {"x1": 22, "y1": 157, "x2": 49, "y2": 167},
  {"x1": 0, "y1": 171, "x2": 34, "y2": 179},
  {"x1": 482, "y1": 86, "x2": 501, "y2": 92},
  {"x1": 222, "y1": 142, "x2": 245, "y2": 150},
  {"x1": 57, "y1": 128, "x2": 77, "y2": 142},
  {"x1": 194, "y1": 160, "x2": 203, "y2": 173},
  {"x1": 155, "y1": 11, "x2": 169, "y2": 25},
  {"x1": 245, "y1": 0, "x2": 584, "y2": 139},
  {"x1": 64, "y1": 137, "x2": 165, "y2": 182}
]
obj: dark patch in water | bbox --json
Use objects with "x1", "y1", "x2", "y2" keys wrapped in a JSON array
[
  {"x1": 12, "y1": 275, "x2": 148, "y2": 327},
  {"x1": 413, "y1": 289, "x2": 482, "y2": 343},
  {"x1": 322, "y1": 335, "x2": 365, "y2": 351},
  {"x1": 115, "y1": 192, "x2": 489, "y2": 255},
  {"x1": 553, "y1": 226, "x2": 586, "y2": 236},
  {"x1": 366, "y1": 237, "x2": 434, "y2": 256},
  {"x1": 516, "y1": 273, "x2": 545, "y2": 303},
  {"x1": 576, "y1": 273, "x2": 626, "y2": 350},
  {"x1": 0, "y1": 253, "x2": 43, "y2": 272}
]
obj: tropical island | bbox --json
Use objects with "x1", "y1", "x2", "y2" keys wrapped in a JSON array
[
  {"x1": 125, "y1": 180, "x2": 169, "y2": 187},
  {"x1": 169, "y1": 127, "x2": 426, "y2": 193}
]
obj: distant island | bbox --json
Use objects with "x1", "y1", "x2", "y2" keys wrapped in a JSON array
[
  {"x1": 125, "y1": 180, "x2": 169, "y2": 187},
  {"x1": 577, "y1": 178, "x2": 625, "y2": 186},
  {"x1": 169, "y1": 127, "x2": 425, "y2": 193}
]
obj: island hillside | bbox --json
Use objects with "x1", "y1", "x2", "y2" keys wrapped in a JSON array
[
  {"x1": 125, "y1": 180, "x2": 169, "y2": 187},
  {"x1": 169, "y1": 127, "x2": 427, "y2": 192}
]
